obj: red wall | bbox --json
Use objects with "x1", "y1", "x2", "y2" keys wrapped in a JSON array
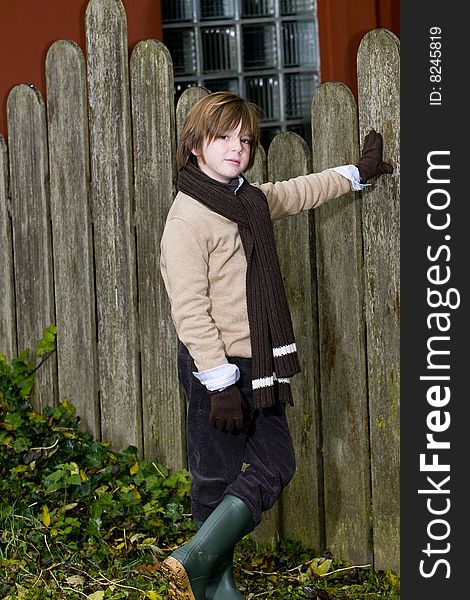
[
  {"x1": 0, "y1": 0, "x2": 162, "y2": 139},
  {"x1": 317, "y1": 0, "x2": 400, "y2": 97}
]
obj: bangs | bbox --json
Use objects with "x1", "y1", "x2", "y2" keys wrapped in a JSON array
[{"x1": 207, "y1": 103, "x2": 258, "y2": 141}]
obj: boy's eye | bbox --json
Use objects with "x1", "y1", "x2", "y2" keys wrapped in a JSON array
[{"x1": 217, "y1": 134, "x2": 251, "y2": 145}]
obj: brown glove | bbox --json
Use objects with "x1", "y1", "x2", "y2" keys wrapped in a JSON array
[
  {"x1": 208, "y1": 385, "x2": 246, "y2": 432},
  {"x1": 356, "y1": 129, "x2": 393, "y2": 183}
]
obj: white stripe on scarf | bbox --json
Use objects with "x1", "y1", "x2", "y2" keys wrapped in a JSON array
[
  {"x1": 273, "y1": 343, "x2": 297, "y2": 357},
  {"x1": 252, "y1": 373, "x2": 291, "y2": 389}
]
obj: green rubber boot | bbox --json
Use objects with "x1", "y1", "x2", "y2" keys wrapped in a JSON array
[
  {"x1": 205, "y1": 547, "x2": 244, "y2": 600},
  {"x1": 162, "y1": 495, "x2": 253, "y2": 600},
  {"x1": 194, "y1": 520, "x2": 244, "y2": 600}
]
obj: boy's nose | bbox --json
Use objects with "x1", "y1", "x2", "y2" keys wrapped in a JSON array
[{"x1": 232, "y1": 138, "x2": 243, "y2": 153}]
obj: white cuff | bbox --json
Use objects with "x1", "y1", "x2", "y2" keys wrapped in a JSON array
[
  {"x1": 328, "y1": 165, "x2": 370, "y2": 191},
  {"x1": 193, "y1": 363, "x2": 240, "y2": 391}
]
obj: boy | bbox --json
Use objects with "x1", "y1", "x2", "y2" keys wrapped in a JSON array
[{"x1": 160, "y1": 92, "x2": 393, "y2": 599}]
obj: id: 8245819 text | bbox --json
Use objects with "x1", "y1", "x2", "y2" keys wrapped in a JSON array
[{"x1": 429, "y1": 26, "x2": 442, "y2": 106}]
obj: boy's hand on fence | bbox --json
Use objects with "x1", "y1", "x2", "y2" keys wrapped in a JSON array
[
  {"x1": 356, "y1": 129, "x2": 393, "y2": 183},
  {"x1": 209, "y1": 385, "x2": 246, "y2": 432}
]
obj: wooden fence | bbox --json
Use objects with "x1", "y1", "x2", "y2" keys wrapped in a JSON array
[{"x1": 0, "y1": 0, "x2": 400, "y2": 573}]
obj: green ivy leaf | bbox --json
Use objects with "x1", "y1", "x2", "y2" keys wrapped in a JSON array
[
  {"x1": 13, "y1": 436, "x2": 31, "y2": 453},
  {"x1": 3, "y1": 411, "x2": 24, "y2": 431}
]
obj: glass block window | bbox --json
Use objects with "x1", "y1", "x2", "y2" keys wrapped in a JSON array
[
  {"x1": 201, "y1": 26, "x2": 238, "y2": 72},
  {"x1": 241, "y1": 0, "x2": 275, "y2": 17},
  {"x1": 280, "y1": 0, "x2": 315, "y2": 15},
  {"x1": 242, "y1": 24, "x2": 277, "y2": 70},
  {"x1": 245, "y1": 75, "x2": 280, "y2": 121},
  {"x1": 162, "y1": 0, "x2": 320, "y2": 151},
  {"x1": 205, "y1": 78, "x2": 241, "y2": 94},
  {"x1": 162, "y1": 0, "x2": 193, "y2": 22},
  {"x1": 200, "y1": 0, "x2": 236, "y2": 19},
  {"x1": 282, "y1": 21, "x2": 317, "y2": 67},
  {"x1": 164, "y1": 29, "x2": 197, "y2": 76},
  {"x1": 284, "y1": 71, "x2": 319, "y2": 118}
]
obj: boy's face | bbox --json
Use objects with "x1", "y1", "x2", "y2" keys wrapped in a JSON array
[{"x1": 192, "y1": 121, "x2": 251, "y2": 183}]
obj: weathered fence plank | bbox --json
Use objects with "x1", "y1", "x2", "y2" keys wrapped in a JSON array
[
  {"x1": 45, "y1": 40, "x2": 100, "y2": 438},
  {"x1": 245, "y1": 143, "x2": 267, "y2": 186},
  {"x1": 6, "y1": 84, "x2": 57, "y2": 411},
  {"x1": 0, "y1": 135, "x2": 16, "y2": 361},
  {"x1": 268, "y1": 132, "x2": 323, "y2": 551},
  {"x1": 85, "y1": 0, "x2": 141, "y2": 451},
  {"x1": 311, "y1": 82, "x2": 372, "y2": 564},
  {"x1": 175, "y1": 86, "x2": 209, "y2": 142},
  {"x1": 130, "y1": 39, "x2": 186, "y2": 471},
  {"x1": 357, "y1": 28, "x2": 400, "y2": 573}
]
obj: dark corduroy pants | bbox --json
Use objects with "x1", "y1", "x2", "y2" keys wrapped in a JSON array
[{"x1": 178, "y1": 343, "x2": 296, "y2": 525}]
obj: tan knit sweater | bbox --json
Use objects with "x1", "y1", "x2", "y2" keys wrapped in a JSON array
[{"x1": 160, "y1": 170, "x2": 352, "y2": 372}]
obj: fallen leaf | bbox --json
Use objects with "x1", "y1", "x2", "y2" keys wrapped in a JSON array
[
  {"x1": 65, "y1": 574, "x2": 85, "y2": 586},
  {"x1": 42, "y1": 505, "x2": 50, "y2": 527},
  {"x1": 87, "y1": 592, "x2": 105, "y2": 600},
  {"x1": 307, "y1": 557, "x2": 333, "y2": 578}
]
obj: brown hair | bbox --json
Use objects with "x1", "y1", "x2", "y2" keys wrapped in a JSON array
[{"x1": 176, "y1": 91, "x2": 262, "y2": 171}]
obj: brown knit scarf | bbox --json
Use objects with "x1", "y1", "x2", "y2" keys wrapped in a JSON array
[{"x1": 178, "y1": 161, "x2": 301, "y2": 408}]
